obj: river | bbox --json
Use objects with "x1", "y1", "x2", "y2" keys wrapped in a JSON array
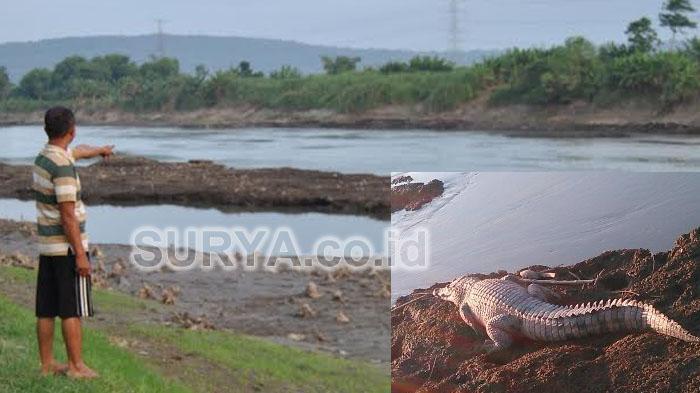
[
  {"x1": 391, "y1": 172, "x2": 700, "y2": 302},
  {"x1": 0, "y1": 199, "x2": 387, "y2": 256},
  {"x1": 4, "y1": 125, "x2": 700, "y2": 174}
]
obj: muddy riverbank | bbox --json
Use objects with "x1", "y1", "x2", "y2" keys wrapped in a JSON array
[
  {"x1": 392, "y1": 227, "x2": 700, "y2": 392},
  {"x1": 0, "y1": 155, "x2": 389, "y2": 219},
  {"x1": 5, "y1": 99, "x2": 700, "y2": 136},
  {"x1": 0, "y1": 218, "x2": 390, "y2": 365}
]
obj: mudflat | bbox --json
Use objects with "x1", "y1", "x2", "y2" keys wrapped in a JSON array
[{"x1": 0, "y1": 155, "x2": 389, "y2": 219}]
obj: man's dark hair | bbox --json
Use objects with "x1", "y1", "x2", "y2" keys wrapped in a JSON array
[{"x1": 44, "y1": 106, "x2": 75, "y2": 139}]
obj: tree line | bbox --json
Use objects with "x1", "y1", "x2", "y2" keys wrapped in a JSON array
[{"x1": 1, "y1": 0, "x2": 699, "y2": 113}]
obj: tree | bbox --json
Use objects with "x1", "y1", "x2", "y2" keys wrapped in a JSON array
[
  {"x1": 270, "y1": 65, "x2": 301, "y2": 79},
  {"x1": 626, "y1": 17, "x2": 659, "y2": 52},
  {"x1": 321, "y1": 56, "x2": 361, "y2": 75},
  {"x1": 194, "y1": 64, "x2": 209, "y2": 82},
  {"x1": 379, "y1": 61, "x2": 409, "y2": 74},
  {"x1": 237, "y1": 61, "x2": 263, "y2": 78},
  {"x1": 660, "y1": 0, "x2": 697, "y2": 45},
  {"x1": 139, "y1": 57, "x2": 180, "y2": 80},
  {"x1": 93, "y1": 54, "x2": 137, "y2": 83},
  {"x1": 0, "y1": 66, "x2": 11, "y2": 99},
  {"x1": 408, "y1": 56, "x2": 454, "y2": 72},
  {"x1": 18, "y1": 68, "x2": 53, "y2": 100}
]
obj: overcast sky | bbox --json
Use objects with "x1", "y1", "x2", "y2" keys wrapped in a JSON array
[{"x1": 1, "y1": 0, "x2": 698, "y2": 51}]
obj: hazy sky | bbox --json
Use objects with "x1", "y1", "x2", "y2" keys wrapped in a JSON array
[{"x1": 1, "y1": 0, "x2": 698, "y2": 50}]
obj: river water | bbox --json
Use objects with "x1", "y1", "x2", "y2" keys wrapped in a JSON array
[
  {"x1": 391, "y1": 172, "x2": 700, "y2": 302},
  {"x1": 0, "y1": 199, "x2": 387, "y2": 256},
  {"x1": 3, "y1": 125, "x2": 700, "y2": 174}
]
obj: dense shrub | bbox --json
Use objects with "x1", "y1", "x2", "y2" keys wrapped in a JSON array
[{"x1": 4, "y1": 36, "x2": 700, "y2": 113}]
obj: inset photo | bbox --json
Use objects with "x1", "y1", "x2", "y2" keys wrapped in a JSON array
[{"x1": 391, "y1": 172, "x2": 700, "y2": 393}]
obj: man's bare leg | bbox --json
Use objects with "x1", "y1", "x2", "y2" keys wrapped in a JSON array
[
  {"x1": 37, "y1": 318, "x2": 67, "y2": 375},
  {"x1": 61, "y1": 317, "x2": 98, "y2": 379}
]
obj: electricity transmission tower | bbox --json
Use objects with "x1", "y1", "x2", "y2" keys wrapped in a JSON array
[
  {"x1": 155, "y1": 19, "x2": 167, "y2": 58},
  {"x1": 447, "y1": 0, "x2": 465, "y2": 61}
]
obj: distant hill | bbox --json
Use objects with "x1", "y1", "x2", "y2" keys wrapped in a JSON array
[{"x1": 0, "y1": 35, "x2": 498, "y2": 82}]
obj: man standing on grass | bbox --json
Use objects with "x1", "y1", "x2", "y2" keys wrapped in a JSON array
[{"x1": 33, "y1": 106, "x2": 114, "y2": 379}]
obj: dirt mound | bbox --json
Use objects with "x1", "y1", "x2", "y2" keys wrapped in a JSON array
[
  {"x1": 392, "y1": 228, "x2": 700, "y2": 393},
  {"x1": 0, "y1": 154, "x2": 389, "y2": 219},
  {"x1": 391, "y1": 179, "x2": 444, "y2": 213}
]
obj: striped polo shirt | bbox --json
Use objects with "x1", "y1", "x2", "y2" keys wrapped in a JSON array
[{"x1": 33, "y1": 144, "x2": 88, "y2": 256}]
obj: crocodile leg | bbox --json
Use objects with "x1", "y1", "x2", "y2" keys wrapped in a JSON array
[
  {"x1": 483, "y1": 314, "x2": 520, "y2": 351},
  {"x1": 459, "y1": 303, "x2": 483, "y2": 335}
]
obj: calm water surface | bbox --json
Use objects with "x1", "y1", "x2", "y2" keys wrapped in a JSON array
[
  {"x1": 3, "y1": 125, "x2": 700, "y2": 174},
  {"x1": 391, "y1": 172, "x2": 700, "y2": 302},
  {"x1": 0, "y1": 199, "x2": 387, "y2": 256}
]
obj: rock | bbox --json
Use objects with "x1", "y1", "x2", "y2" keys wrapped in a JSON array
[
  {"x1": 110, "y1": 260, "x2": 126, "y2": 278},
  {"x1": 90, "y1": 274, "x2": 109, "y2": 289},
  {"x1": 0, "y1": 253, "x2": 36, "y2": 269},
  {"x1": 298, "y1": 303, "x2": 316, "y2": 318},
  {"x1": 171, "y1": 312, "x2": 215, "y2": 330},
  {"x1": 333, "y1": 266, "x2": 351, "y2": 280},
  {"x1": 95, "y1": 258, "x2": 107, "y2": 274},
  {"x1": 287, "y1": 333, "x2": 306, "y2": 341},
  {"x1": 137, "y1": 283, "x2": 155, "y2": 300},
  {"x1": 332, "y1": 290, "x2": 344, "y2": 301},
  {"x1": 336, "y1": 311, "x2": 350, "y2": 323},
  {"x1": 90, "y1": 246, "x2": 103, "y2": 258},
  {"x1": 306, "y1": 281, "x2": 322, "y2": 299},
  {"x1": 315, "y1": 331, "x2": 329, "y2": 342},
  {"x1": 161, "y1": 286, "x2": 180, "y2": 305}
]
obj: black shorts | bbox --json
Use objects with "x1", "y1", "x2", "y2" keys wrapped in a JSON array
[{"x1": 35, "y1": 253, "x2": 94, "y2": 319}]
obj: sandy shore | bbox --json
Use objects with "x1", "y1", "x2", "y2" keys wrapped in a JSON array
[
  {"x1": 5, "y1": 98, "x2": 700, "y2": 136},
  {"x1": 392, "y1": 227, "x2": 700, "y2": 392},
  {"x1": 0, "y1": 218, "x2": 390, "y2": 365},
  {"x1": 0, "y1": 155, "x2": 389, "y2": 219}
]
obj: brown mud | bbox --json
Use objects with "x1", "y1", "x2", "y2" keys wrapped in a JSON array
[
  {"x1": 0, "y1": 219, "x2": 390, "y2": 366},
  {"x1": 391, "y1": 178, "x2": 444, "y2": 213},
  {"x1": 0, "y1": 154, "x2": 389, "y2": 219},
  {"x1": 5, "y1": 98, "x2": 700, "y2": 136},
  {"x1": 392, "y1": 228, "x2": 700, "y2": 393}
]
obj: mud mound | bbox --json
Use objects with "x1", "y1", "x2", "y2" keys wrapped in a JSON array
[
  {"x1": 392, "y1": 228, "x2": 700, "y2": 393},
  {"x1": 0, "y1": 155, "x2": 389, "y2": 219},
  {"x1": 391, "y1": 179, "x2": 444, "y2": 213}
]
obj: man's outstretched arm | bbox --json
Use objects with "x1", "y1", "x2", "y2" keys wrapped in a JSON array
[
  {"x1": 58, "y1": 202, "x2": 90, "y2": 276},
  {"x1": 72, "y1": 145, "x2": 115, "y2": 161}
]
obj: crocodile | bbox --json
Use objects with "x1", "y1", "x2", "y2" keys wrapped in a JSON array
[{"x1": 433, "y1": 275, "x2": 700, "y2": 351}]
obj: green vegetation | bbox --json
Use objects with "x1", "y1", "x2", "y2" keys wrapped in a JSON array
[
  {"x1": 0, "y1": 265, "x2": 388, "y2": 392},
  {"x1": 660, "y1": 0, "x2": 697, "y2": 42},
  {"x1": 0, "y1": 0, "x2": 699, "y2": 114},
  {"x1": 0, "y1": 295, "x2": 191, "y2": 393},
  {"x1": 133, "y1": 325, "x2": 388, "y2": 393},
  {"x1": 321, "y1": 56, "x2": 361, "y2": 75}
]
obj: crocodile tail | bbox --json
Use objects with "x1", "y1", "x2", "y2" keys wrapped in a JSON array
[
  {"x1": 641, "y1": 303, "x2": 700, "y2": 342},
  {"x1": 533, "y1": 299, "x2": 700, "y2": 343}
]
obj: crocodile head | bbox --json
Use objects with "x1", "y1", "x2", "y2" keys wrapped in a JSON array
[{"x1": 433, "y1": 275, "x2": 481, "y2": 305}]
